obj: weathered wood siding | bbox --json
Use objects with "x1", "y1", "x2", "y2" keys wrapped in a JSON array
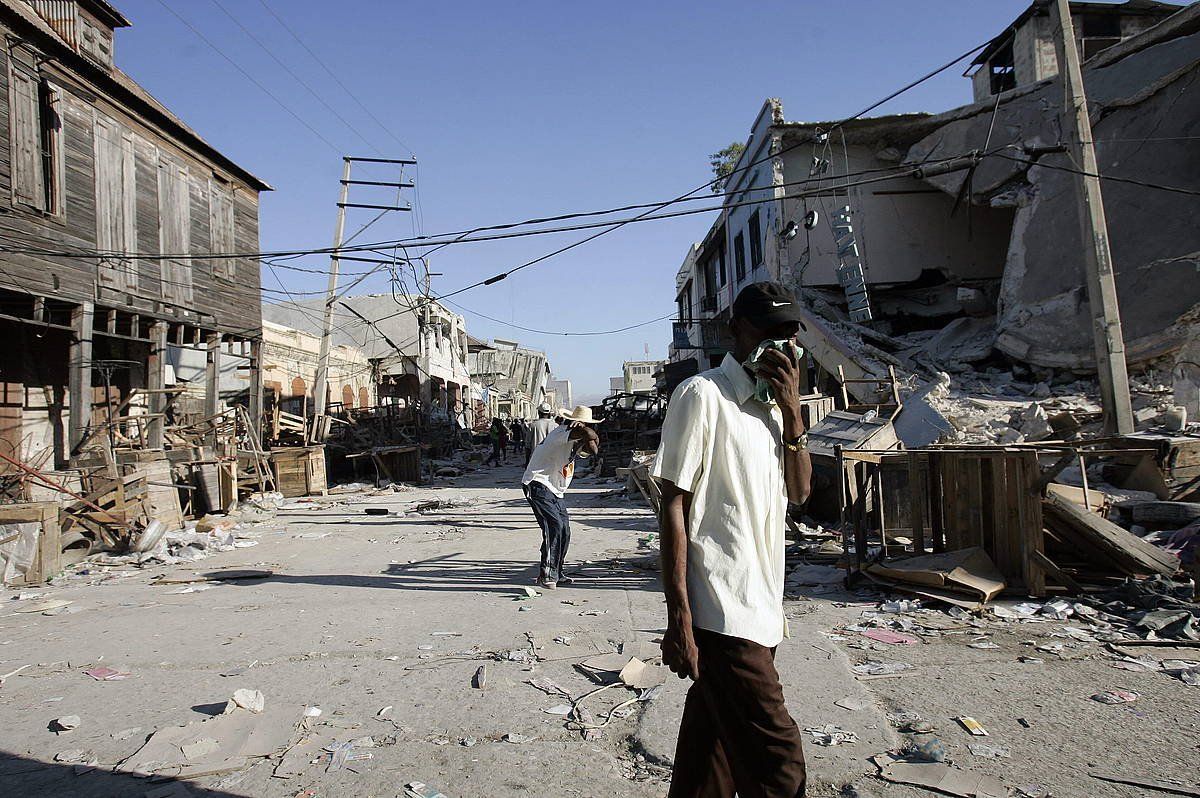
[{"x1": 0, "y1": 19, "x2": 263, "y2": 336}]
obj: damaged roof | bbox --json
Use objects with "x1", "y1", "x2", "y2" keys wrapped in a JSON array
[
  {"x1": 970, "y1": 0, "x2": 1183, "y2": 67},
  {"x1": 775, "y1": 113, "x2": 943, "y2": 149},
  {"x1": 0, "y1": 0, "x2": 271, "y2": 191}
]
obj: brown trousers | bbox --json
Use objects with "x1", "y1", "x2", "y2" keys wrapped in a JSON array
[{"x1": 668, "y1": 628, "x2": 806, "y2": 798}]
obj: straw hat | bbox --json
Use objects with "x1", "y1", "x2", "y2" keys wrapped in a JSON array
[{"x1": 559, "y1": 405, "x2": 603, "y2": 424}]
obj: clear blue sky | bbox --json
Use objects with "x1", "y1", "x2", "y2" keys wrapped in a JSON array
[{"x1": 116, "y1": 0, "x2": 1037, "y2": 403}]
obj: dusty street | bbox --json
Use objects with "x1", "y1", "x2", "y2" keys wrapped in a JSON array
[{"x1": 1, "y1": 465, "x2": 1197, "y2": 798}]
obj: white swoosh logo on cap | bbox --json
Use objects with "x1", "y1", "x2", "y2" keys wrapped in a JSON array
[{"x1": 771, "y1": 301, "x2": 791, "y2": 307}]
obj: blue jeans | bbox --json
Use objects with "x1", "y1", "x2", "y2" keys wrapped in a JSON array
[{"x1": 524, "y1": 481, "x2": 571, "y2": 581}]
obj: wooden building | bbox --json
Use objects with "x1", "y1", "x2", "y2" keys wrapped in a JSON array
[{"x1": 0, "y1": 0, "x2": 270, "y2": 471}]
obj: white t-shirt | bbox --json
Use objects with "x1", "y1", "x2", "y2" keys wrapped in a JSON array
[
  {"x1": 650, "y1": 354, "x2": 788, "y2": 648},
  {"x1": 522, "y1": 425, "x2": 577, "y2": 498}
]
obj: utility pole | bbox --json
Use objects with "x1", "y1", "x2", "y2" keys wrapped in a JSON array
[
  {"x1": 313, "y1": 157, "x2": 415, "y2": 421},
  {"x1": 1052, "y1": 0, "x2": 1134, "y2": 435},
  {"x1": 313, "y1": 157, "x2": 352, "y2": 419}
]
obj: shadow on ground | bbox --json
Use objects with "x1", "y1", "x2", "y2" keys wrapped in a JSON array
[
  {"x1": 0, "y1": 750, "x2": 241, "y2": 798},
  {"x1": 203, "y1": 551, "x2": 661, "y2": 595}
]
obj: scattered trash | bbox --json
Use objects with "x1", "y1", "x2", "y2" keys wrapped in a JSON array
[
  {"x1": 303, "y1": 706, "x2": 322, "y2": 718},
  {"x1": 83, "y1": 666, "x2": 130, "y2": 681},
  {"x1": 502, "y1": 732, "x2": 531, "y2": 743},
  {"x1": 955, "y1": 716, "x2": 988, "y2": 736},
  {"x1": 377, "y1": 706, "x2": 393, "y2": 718},
  {"x1": 229, "y1": 689, "x2": 265, "y2": 714},
  {"x1": 852, "y1": 661, "x2": 914, "y2": 677},
  {"x1": 871, "y1": 753, "x2": 1008, "y2": 798},
  {"x1": 804, "y1": 724, "x2": 859, "y2": 746},
  {"x1": 908, "y1": 736, "x2": 947, "y2": 763},
  {"x1": 53, "y1": 748, "x2": 94, "y2": 764},
  {"x1": 472, "y1": 665, "x2": 487, "y2": 690},
  {"x1": 521, "y1": 586, "x2": 540, "y2": 598},
  {"x1": 834, "y1": 696, "x2": 868, "y2": 711},
  {"x1": 968, "y1": 642, "x2": 1001, "y2": 650},
  {"x1": 364, "y1": 508, "x2": 390, "y2": 516},
  {"x1": 526, "y1": 677, "x2": 570, "y2": 698},
  {"x1": 51, "y1": 715, "x2": 80, "y2": 733},
  {"x1": 219, "y1": 661, "x2": 257, "y2": 678},
  {"x1": 619, "y1": 657, "x2": 667, "y2": 690},
  {"x1": 860, "y1": 630, "x2": 919, "y2": 646},
  {"x1": 1091, "y1": 690, "x2": 1139, "y2": 704},
  {"x1": 15, "y1": 599, "x2": 73, "y2": 614},
  {"x1": 543, "y1": 704, "x2": 573, "y2": 716},
  {"x1": 968, "y1": 742, "x2": 1012, "y2": 759},
  {"x1": 404, "y1": 781, "x2": 449, "y2": 798}
]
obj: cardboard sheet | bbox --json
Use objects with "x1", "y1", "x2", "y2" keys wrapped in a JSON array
[{"x1": 867, "y1": 547, "x2": 1006, "y2": 602}]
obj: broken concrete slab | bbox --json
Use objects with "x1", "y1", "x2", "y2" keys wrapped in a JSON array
[
  {"x1": 871, "y1": 753, "x2": 1008, "y2": 798},
  {"x1": 118, "y1": 707, "x2": 296, "y2": 779}
]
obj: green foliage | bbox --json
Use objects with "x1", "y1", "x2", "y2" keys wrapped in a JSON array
[{"x1": 709, "y1": 141, "x2": 746, "y2": 193}]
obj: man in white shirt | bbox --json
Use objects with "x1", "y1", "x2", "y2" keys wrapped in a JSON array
[
  {"x1": 651, "y1": 281, "x2": 813, "y2": 798},
  {"x1": 521, "y1": 405, "x2": 601, "y2": 589}
]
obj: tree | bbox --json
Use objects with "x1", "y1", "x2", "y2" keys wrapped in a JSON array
[{"x1": 709, "y1": 141, "x2": 746, "y2": 194}]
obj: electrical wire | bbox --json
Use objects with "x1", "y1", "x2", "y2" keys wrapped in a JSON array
[
  {"x1": 992, "y1": 152, "x2": 1200, "y2": 196},
  {"x1": 254, "y1": 0, "x2": 418, "y2": 159},
  {"x1": 442, "y1": 299, "x2": 675, "y2": 337},
  {"x1": 207, "y1": 0, "x2": 385, "y2": 157},
  {"x1": 150, "y1": 0, "x2": 342, "y2": 154}
]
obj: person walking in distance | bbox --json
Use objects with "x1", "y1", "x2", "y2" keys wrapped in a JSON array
[
  {"x1": 484, "y1": 418, "x2": 505, "y2": 467},
  {"x1": 521, "y1": 405, "x2": 600, "y2": 589},
  {"x1": 526, "y1": 404, "x2": 558, "y2": 466},
  {"x1": 651, "y1": 281, "x2": 813, "y2": 798},
  {"x1": 510, "y1": 418, "x2": 526, "y2": 460}
]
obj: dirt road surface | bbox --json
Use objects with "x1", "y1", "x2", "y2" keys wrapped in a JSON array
[{"x1": 1, "y1": 464, "x2": 1196, "y2": 796}]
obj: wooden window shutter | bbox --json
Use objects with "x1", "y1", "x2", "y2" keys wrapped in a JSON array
[
  {"x1": 94, "y1": 115, "x2": 136, "y2": 291},
  {"x1": 209, "y1": 181, "x2": 235, "y2": 281},
  {"x1": 10, "y1": 69, "x2": 45, "y2": 210},
  {"x1": 158, "y1": 157, "x2": 192, "y2": 304}
]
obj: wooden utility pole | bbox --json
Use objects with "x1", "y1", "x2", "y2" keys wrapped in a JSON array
[
  {"x1": 1052, "y1": 0, "x2": 1134, "y2": 434},
  {"x1": 314, "y1": 157, "x2": 415, "y2": 420},
  {"x1": 313, "y1": 157, "x2": 352, "y2": 419}
]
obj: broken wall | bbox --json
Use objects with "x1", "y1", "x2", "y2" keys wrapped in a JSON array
[
  {"x1": 779, "y1": 142, "x2": 1013, "y2": 290},
  {"x1": 906, "y1": 16, "x2": 1200, "y2": 369}
]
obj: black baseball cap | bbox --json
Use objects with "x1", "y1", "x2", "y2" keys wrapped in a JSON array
[{"x1": 732, "y1": 281, "x2": 804, "y2": 327}]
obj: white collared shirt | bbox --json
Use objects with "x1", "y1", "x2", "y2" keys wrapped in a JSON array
[{"x1": 650, "y1": 353, "x2": 788, "y2": 647}]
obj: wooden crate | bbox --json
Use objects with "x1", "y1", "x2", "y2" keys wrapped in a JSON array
[
  {"x1": 270, "y1": 446, "x2": 328, "y2": 498},
  {"x1": 0, "y1": 502, "x2": 61, "y2": 585},
  {"x1": 843, "y1": 448, "x2": 1047, "y2": 596}
]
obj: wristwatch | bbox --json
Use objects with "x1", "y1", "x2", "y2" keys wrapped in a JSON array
[{"x1": 784, "y1": 433, "x2": 808, "y2": 452}]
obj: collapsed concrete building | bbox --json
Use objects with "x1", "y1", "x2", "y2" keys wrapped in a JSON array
[{"x1": 670, "y1": 0, "x2": 1200, "y2": 418}]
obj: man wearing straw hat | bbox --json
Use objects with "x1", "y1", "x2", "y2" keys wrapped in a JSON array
[
  {"x1": 652, "y1": 281, "x2": 813, "y2": 797},
  {"x1": 521, "y1": 405, "x2": 601, "y2": 589}
]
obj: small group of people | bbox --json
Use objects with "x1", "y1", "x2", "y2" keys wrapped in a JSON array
[{"x1": 484, "y1": 414, "x2": 560, "y2": 467}]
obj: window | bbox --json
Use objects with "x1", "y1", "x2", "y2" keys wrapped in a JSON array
[
  {"x1": 94, "y1": 114, "x2": 137, "y2": 291},
  {"x1": 158, "y1": 157, "x2": 193, "y2": 304},
  {"x1": 9, "y1": 56, "x2": 62, "y2": 214},
  {"x1": 717, "y1": 244, "x2": 727, "y2": 287},
  {"x1": 734, "y1": 232, "x2": 746, "y2": 282},
  {"x1": 748, "y1": 210, "x2": 762, "y2": 268},
  {"x1": 986, "y1": 41, "x2": 1016, "y2": 95},
  {"x1": 209, "y1": 180, "x2": 236, "y2": 281}
]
